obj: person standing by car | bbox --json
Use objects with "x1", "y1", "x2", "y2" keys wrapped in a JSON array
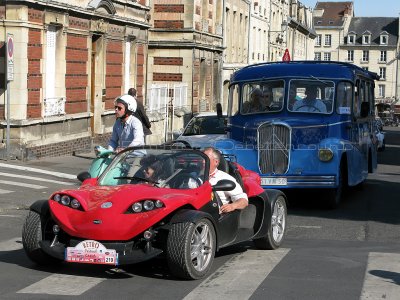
[
  {"x1": 108, "y1": 94, "x2": 144, "y2": 153},
  {"x1": 128, "y1": 88, "x2": 152, "y2": 143},
  {"x1": 203, "y1": 147, "x2": 248, "y2": 213}
]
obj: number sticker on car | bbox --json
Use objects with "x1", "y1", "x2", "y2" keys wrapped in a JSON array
[{"x1": 65, "y1": 240, "x2": 118, "y2": 266}]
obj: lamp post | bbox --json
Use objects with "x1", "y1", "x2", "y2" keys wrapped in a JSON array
[{"x1": 268, "y1": 20, "x2": 288, "y2": 61}]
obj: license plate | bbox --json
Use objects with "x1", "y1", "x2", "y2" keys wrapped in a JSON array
[
  {"x1": 261, "y1": 177, "x2": 287, "y2": 186},
  {"x1": 65, "y1": 240, "x2": 118, "y2": 266}
]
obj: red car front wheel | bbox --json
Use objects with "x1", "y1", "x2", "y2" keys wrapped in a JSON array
[{"x1": 167, "y1": 218, "x2": 216, "y2": 280}]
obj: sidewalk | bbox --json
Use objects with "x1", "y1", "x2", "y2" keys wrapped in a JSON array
[{"x1": 0, "y1": 151, "x2": 95, "y2": 178}]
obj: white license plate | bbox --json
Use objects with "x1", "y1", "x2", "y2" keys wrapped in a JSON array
[
  {"x1": 261, "y1": 177, "x2": 287, "y2": 186},
  {"x1": 65, "y1": 240, "x2": 118, "y2": 265}
]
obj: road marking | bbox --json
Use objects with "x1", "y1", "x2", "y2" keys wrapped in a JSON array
[
  {"x1": 291, "y1": 225, "x2": 322, "y2": 229},
  {"x1": 0, "y1": 188, "x2": 13, "y2": 194},
  {"x1": 360, "y1": 252, "x2": 400, "y2": 300},
  {"x1": 0, "y1": 180, "x2": 46, "y2": 189},
  {"x1": 17, "y1": 274, "x2": 106, "y2": 295},
  {"x1": 0, "y1": 172, "x2": 74, "y2": 186},
  {"x1": 184, "y1": 248, "x2": 290, "y2": 300},
  {"x1": 0, "y1": 162, "x2": 77, "y2": 180},
  {"x1": 0, "y1": 237, "x2": 23, "y2": 251}
]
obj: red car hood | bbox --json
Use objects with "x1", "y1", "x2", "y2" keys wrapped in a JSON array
[{"x1": 49, "y1": 184, "x2": 213, "y2": 241}]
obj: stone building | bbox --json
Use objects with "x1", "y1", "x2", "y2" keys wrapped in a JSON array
[
  {"x1": 221, "y1": 0, "x2": 250, "y2": 111},
  {"x1": 312, "y1": 1, "x2": 400, "y2": 117},
  {"x1": 342, "y1": 17, "x2": 399, "y2": 108},
  {"x1": 287, "y1": 0, "x2": 316, "y2": 61},
  {"x1": 249, "y1": 0, "x2": 268, "y2": 65},
  {"x1": 147, "y1": 0, "x2": 224, "y2": 142},
  {"x1": 0, "y1": 0, "x2": 150, "y2": 159},
  {"x1": 268, "y1": 0, "x2": 290, "y2": 61},
  {"x1": 313, "y1": 1, "x2": 353, "y2": 61},
  {"x1": 248, "y1": 0, "x2": 315, "y2": 63}
]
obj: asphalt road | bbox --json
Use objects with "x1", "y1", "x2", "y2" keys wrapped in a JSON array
[{"x1": 0, "y1": 128, "x2": 399, "y2": 299}]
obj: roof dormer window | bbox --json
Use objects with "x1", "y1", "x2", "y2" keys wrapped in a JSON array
[
  {"x1": 380, "y1": 31, "x2": 389, "y2": 45},
  {"x1": 347, "y1": 33, "x2": 356, "y2": 44},
  {"x1": 362, "y1": 31, "x2": 371, "y2": 45}
]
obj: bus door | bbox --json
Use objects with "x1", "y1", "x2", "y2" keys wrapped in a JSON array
[{"x1": 352, "y1": 79, "x2": 371, "y2": 177}]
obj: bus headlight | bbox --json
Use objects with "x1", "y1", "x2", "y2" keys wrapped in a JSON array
[{"x1": 318, "y1": 149, "x2": 333, "y2": 162}]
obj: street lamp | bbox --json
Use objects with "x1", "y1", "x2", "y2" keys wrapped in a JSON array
[
  {"x1": 268, "y1": 20, "x2": 288, "y2": 61},
  {"x1": 269, "y1": 20, "x2": 288, "y2": 44}
]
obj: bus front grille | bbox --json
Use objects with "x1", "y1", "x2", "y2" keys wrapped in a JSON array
[{"x1": 258, "y1": 123, "x2": 290, "y2": 174}]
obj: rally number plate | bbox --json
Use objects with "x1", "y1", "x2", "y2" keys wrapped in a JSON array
[{"x1": 65, "y1": 240, "x2": 118, "y2": 265}]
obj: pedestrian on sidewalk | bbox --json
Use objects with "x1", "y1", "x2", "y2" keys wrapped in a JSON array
[{"x1": 128, "y1": 88, "x2": 152, "y2": 144}]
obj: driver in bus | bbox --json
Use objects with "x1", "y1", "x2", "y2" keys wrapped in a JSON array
[{"x1": 292, "y1": 86, "x2": 327, "y2": 113}]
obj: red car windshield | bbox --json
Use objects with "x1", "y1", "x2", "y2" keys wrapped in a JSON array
[{"x1": 98, "y1": 148, "x2": 207, "y2": 189}]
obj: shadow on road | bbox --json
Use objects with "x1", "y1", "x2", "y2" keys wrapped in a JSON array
[{"x1": 286, "y1": 178, "x2": 400, "y2": 225}]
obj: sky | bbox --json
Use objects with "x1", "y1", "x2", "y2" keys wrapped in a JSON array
[{"x1": 300, "y1": 0, "x2": 400, "y2": 17}]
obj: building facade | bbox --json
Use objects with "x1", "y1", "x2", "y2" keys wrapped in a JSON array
[
  {"x1": 313, "y1": 1, "x2": 353, "y2": 62},
  {"x1": 341, "y1": 17, "x2": 399, "y2": 108},
  {"x1": 0, "y1": 0, "x2": 150, "y2": 159},
  {"x1": 220, "y1": 0, "x2": 250, "y2": 111},
  {"x1": 147, "y1": 0, "x2": 224, "y2": 142},
  {"x1": 287, "y1": 0, "x2": 316, "y2": 61},
  {"x1": 312, "y1": 1, "x2": 400, "y2": 118}
]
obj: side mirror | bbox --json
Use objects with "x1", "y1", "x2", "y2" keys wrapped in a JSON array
[
  {"x1": 77, "y1": 171, "x2": 91, "y2": 182},
  {"x1": 212, "y1": 179, "x2": 235, "y2": 192},
  {"x1": 172, "y1": 129, "x2": 183, "y2": 139},
  {"x1": 360, "y1": 102, "x2": 369, "y2": 118}
]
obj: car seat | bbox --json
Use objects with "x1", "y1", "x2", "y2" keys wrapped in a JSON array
[{"x1": 218, "y1": 155, "x2": 245, "y2": 191}]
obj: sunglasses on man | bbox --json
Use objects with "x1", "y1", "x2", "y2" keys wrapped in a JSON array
[{"x1": 115, "y1": 106, "x2": 124, "y2": 111}]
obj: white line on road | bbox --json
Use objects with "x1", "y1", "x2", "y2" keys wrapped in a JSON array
[
  {"x1": 0, "y1": 162, "x2": 77, "y2": 180},
  {"x1": 0, "y1": 172, "x2": 74, "y2": 186},
  {"x1": 0, "y1": 188, "x2": 13, "y2": 194},
  {"x1": 291, "y1": 225, "x2": 322, "y2": 229},
  {"x1": 0, "y1": 180, "x2": 47, "y2": 189},
  {"x1": 360, "y1": 252, "x2": 400, "y2": 300},
  {"x1": 17, "y1": 274, "x2": 106, "y2": 295},
  {"x1": 184, "y1": 248, "x2": 290, "y2": 300},
  {"x1": 0, "y1": 237, "x2": 23, "y2": 251}
]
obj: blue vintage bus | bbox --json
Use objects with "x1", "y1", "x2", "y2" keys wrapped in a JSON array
[{"x1": 216, "y1": 61, "x2": 380, "y2": 208}]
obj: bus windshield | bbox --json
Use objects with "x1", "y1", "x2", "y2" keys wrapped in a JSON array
[
  {"x1": 241, "y1": 80, "x2": 285, "y2": 114},
  {"x1": 288, "y1": 79, "x2": 334, "y2": 114}
]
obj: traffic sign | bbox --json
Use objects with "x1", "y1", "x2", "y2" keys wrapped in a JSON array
[
  {"x1": 7, "y1": 33, "x2": 14, "y2": 81},
  {"x1": 282, "y1": 48, "x2": 291, "y2": 62}
]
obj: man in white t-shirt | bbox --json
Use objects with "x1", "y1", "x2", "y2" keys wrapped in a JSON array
[{"x1": 203, "y1": 147, "x2": 248, "y2": 214}]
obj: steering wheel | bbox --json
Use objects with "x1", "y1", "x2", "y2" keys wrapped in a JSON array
[
  {"x1": 295, "y1": 104, "x2": 321, "y2": 112},
  {"x1": 168, "y1": 173, "x2": 202, "y2": 189}
]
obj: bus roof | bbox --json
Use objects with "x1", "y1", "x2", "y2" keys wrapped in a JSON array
[{"x1": 230, "y1": 61, "x2": 380, "y2": 83}]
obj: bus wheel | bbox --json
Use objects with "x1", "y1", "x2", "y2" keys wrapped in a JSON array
[{"x1": 326, "y1": 166, "x2": 344, "y2": 209}]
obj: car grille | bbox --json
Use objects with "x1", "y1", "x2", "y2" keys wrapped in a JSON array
[{"x1": 258, "y1": 123, "x2": 290, "y2": 174}]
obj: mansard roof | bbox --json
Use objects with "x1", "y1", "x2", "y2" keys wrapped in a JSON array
[
  {"x1": 348, "y1": 17, "x2": 398, "y2": 46},
  {"x1": 313, "y1": 1, "x2": 353, "y2": 27}
]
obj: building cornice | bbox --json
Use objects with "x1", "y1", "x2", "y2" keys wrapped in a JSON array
[{"x1": 6, "y1": 0, "x2": 151, "y2": 29}]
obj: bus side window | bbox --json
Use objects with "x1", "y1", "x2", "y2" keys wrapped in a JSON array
[
  {"x1": 229, "y1": 84, "x2": 240, "y2": 116},
  {"x1": 336, "y1": 82, "x2": 352, "y2": 114}
]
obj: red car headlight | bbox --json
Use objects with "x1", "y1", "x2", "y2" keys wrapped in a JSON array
[
  {"x1": 128, "y1": 200, "x2": 164, "y2": 214},
  {"x1": 52, "y1": 193, "x2": 82, "y2": 210}
]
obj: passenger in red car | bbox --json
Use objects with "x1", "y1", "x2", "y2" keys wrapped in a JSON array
[{"x1": 203, "y1": 147, "x2": 248, "y2": 214}]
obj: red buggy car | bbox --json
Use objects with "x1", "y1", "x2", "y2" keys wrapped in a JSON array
[{"x1": 22, "y1": 146, "x2": 287, "y2": 279}]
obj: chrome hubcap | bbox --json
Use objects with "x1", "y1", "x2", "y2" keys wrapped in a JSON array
[
  {"x1": 271, "y1": 198, "x2": 286, "y2": 243},
  {"x1": 190, "y1": 222, "x2": 213, "y2": 272}
]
